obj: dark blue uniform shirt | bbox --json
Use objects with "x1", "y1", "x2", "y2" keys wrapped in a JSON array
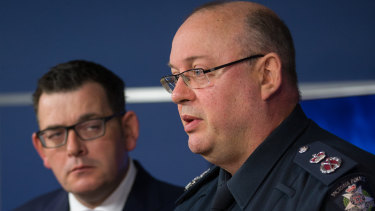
[{"x1": 175, "y1": 105, "x2": 375, "y2": 210}]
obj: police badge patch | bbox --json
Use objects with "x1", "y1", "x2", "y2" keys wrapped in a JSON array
[
  {"x1": 342, "y1": 184, "x2": 374, "y2": 210},
  {"x1": 329, "y1": 175, "x2": 375, "y2": 210}
]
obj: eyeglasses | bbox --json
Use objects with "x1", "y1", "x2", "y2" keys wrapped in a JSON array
[
  {"x1": 160, "y1": 54, "x2": 264, "y2": 93},
  {"x1": 36, "y1": 112, "x2": 125, "y2": 148}
]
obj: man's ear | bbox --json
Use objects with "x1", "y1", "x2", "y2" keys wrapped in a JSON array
[
  {"x1": 121, "y1": 111, "x2": 139, "y2": 152},
  {"x1": 32, "y1": 133, "x2": 51, "y2": 169},
  {"x1": 258, "y1": 53, "x2": 282, "y2": 100}
]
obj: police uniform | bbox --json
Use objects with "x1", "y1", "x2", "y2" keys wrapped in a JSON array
[{"x1": 175, "y1": 105, "x2": 375, "y2": 210}]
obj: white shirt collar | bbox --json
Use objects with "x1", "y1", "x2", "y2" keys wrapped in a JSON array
[{"x1": 69, "y1": 158, "x2": 137, "y2": 211}]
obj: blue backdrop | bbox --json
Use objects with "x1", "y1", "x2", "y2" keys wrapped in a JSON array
[{"x1": 1, "y1": 0, "x2": 374, "y2": 210}]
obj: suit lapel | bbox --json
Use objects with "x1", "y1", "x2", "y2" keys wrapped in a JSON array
[{"x1": 45, "y1": 189, "x2": 69, "y2": 211}]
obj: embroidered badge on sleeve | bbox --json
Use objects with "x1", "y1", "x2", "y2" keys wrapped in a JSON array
[
  {"x1": 342, "y1": 184, "x2": 374, "y2": 210},
  {"x1": 328, "y1": 175, "x2": 375, "y2": 210}
]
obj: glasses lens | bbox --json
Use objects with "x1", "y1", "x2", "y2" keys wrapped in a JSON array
[
  {"x1": 182, "y1": 69, "x2": 208, "y2": 89},
  {"x1": 161, "y1": 76, "x2": 177, "y2": 93},
  {"x1": 39, "y1": 128, "x2": 66, "y2": 148},
  {"x1": 75, "y1": 119, "x2": 105, "y2": 140},
  {"x1": 161, "y1": 69, "x2": 209, "y2": 93}
]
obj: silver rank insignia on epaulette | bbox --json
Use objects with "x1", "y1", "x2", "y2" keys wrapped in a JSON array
[
  {"x1": 320, "y1": 157, "x2": 341, "y2": 174},
  {"x1": 294, "y1": 141, "x2": 357, "y2": 186},
  {"x1": 185, "y1": 168, "x2": 211, "y2": 191},
  {"x1": 299, "y1": 144, "x2": 342, "y2": 174},
  {"x1": 299, "y1": 145, "x2": 309, "y2": 153}
]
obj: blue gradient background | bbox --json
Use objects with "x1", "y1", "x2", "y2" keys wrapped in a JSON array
[{"x1": 1, "y1": 0, "x2": 374, "y2": 210}]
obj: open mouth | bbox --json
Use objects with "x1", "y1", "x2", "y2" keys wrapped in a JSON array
[
  {"x1": 182, "y1": 115, "x2": 201, "y2": 132},
  {"x1": 183, "y1": 115, "x2": 195, "y2": 123}
]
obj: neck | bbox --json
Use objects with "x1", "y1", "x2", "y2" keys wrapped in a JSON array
[{"x1": 221, "y1": 101, "x2": 298, "y2": 176}]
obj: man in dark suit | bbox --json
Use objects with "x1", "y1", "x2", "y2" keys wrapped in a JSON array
[
  {"x1": 14, "y1": 60, "x2": 183, "y2": 211},
  {"x1": 160, "y1": 1, "x2": 375, "y2": 210}
]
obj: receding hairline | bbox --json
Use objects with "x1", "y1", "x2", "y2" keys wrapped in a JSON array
[
  {"x1": 183, "y1": 1, "x2": 281, "y2": 49},
  {"x1": 188, "y1": 1, "x2": 278, "y2": 21}
]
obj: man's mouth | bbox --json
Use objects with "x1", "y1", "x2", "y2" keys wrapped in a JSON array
[
  {"x1": 182, "y1": 115, "x2": 202, "y2": 133},
  {"x1": 70, "y1": 165, "x2": 93, "y2": 174}
]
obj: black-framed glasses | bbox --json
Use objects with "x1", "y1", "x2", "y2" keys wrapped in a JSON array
[
  {"x1": 160, "y1": 54, "x2": 264, "y2": 93},
  {"x1": 36, "y1": 112, "x2": 125, "y2": 148}
]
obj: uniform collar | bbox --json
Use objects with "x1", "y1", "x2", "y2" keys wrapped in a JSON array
[
  {"x1": 175, "y1": 166, "x2": 220, "y2": 205},
  {"x1": 227, "y1": 105, "x2": 310, "y2": 209}
]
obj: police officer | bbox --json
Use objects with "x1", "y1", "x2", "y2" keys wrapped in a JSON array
[{"x1": 160, "y1": 1, "x2": 375, "y2": 210}]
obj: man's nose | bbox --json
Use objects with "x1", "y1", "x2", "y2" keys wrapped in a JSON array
[
  {"x1": 171, "y1": 77, "x2": 195, "y2": 104},
  {"x1": 66, "y1": 130, "x2": 87, "y2": 157}
]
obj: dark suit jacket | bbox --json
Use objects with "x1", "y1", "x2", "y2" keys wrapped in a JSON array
[{"x1": 14, "y1": 160, "x2": 183, "y2": 211}]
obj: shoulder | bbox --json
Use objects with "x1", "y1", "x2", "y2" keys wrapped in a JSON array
[
  {"x1": 294, "y1": 140, "x2": 375, "y2": 185},
  {"x1": 294, "y1": 141, "x2": 359, "y2": 186},
  {"x1": 13, "y1": 189, "x2": 68, "y2": 211},
  {"x1": 127, "y1": 160, "x2": 184, "y2": 211},
  {"x1": 293, "y1": 141, "x2": 375, "y2": 210},
  {"x1": 133, "y1": 160, "x2": 184, "y2": 195}
]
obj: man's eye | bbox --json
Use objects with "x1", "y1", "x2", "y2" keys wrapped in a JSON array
[
  {"x1": 184, "y1": 69, "x2": 204, "y2": 78},
  {"x1": 86, "y1": 124, "x2": 101, "y2": 131},
  {"x1": 46, "y1": 131, "x2": 63, "y2": 140},
  {"x1": 80, "y1": 121, "x2": 102, "y2": 132},
  {"x1": 192, "y1": 69, "x2": 204, "y2": 76}
]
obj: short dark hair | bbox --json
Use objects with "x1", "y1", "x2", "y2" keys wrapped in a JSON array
[{"x1": 32, "y1": 60, "x2": 126, "y2": 115}]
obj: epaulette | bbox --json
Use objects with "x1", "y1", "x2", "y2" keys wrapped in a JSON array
[
  {"x1": 176, "y1": 166, "x2": 220, "y2": 205},
  {"x1": 294, "y1": 141, "x2": 358, "y2": 186}
]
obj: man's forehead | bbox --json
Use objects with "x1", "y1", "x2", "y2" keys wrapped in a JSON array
[
  {"x1": 173, "y1": 10, "x2": 246, "y2": 51},
  {"x1": 183, "y1": 10, "x2": 239, "y2": 33},
  {"x1": 37, "y1": 83, "x2": 111, "y2": 126},
  {"x1": 170, "y1": 28, "x2": 244, "y2": 69}
]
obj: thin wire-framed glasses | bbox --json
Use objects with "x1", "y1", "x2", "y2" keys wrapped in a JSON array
[
  {"x1": 160, "y1": 54, "x2": 264, "y2": 93},
  {"x1": 36, "y1": 111, "x2": 125, "y2": 148}
]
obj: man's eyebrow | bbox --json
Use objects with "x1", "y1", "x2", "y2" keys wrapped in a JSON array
[
  {"x1": 167, "y1": 62, "x2": 175, "y2": 69},
  {"x1": 77, "y1": 113, "x2": 100, "y2": 122},
  {"x1": 167, "y1": 56, "x2": 208, "y2": 70},
  {"x1": 41, "y1": 113, "x2": 100, "y2": 131}
]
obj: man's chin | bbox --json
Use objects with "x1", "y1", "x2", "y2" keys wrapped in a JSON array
[
  {"x1": 64, "y1": 178, "x2": 102, "y2": 195},
  {"x1": 188, "y1": 138, "x2": 212, "y2": 155}
]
